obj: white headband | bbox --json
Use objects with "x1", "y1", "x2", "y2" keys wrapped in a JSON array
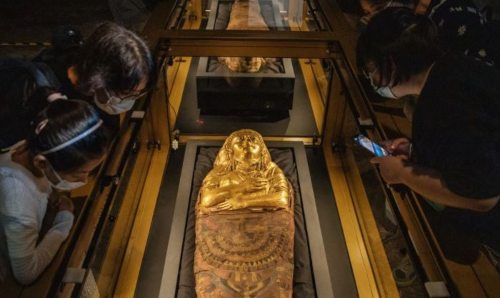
[{"x1": 41, "y1": 120, "x2": 104, "y2": 154}]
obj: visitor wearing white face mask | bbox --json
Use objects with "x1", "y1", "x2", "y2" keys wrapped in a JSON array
[
  {"x1": 362, "y1": 68, "x2": 398, "y2": 99},
  {"x1": 0, "y1": 100, "x2": 110, "y2": 285},
  {"x1": 92, "y1": 86, "x2": 149, "y2": 115},
  {"x1": 357, "y1": 7, "x2": 500, "y2": 268},
  {"x1": 1, "y1": 22, "x2": 154, "y2": 153},
  {"x1": 65, "y1": 22, "x2": 153, "y2": 117}
]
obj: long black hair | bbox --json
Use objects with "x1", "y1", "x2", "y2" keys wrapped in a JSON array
[
  {"x1": 28, "y1": 100, "x2": 110, "y2": 172},
  {"x1": 356, "y1": 7, "x2": 443, "y2": 87}
]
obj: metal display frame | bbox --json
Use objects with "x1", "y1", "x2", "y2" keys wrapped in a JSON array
[{"x1": 62, "y1": 0, "x2": 410, "y2": 297}]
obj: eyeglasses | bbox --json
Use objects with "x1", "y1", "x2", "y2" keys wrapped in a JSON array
[
  {"x1": 115, "y1": 89, "x2": 149, "y2": 101},
  {"x1": 94, "y1": 88, "x2": 149, "y2": 104}
]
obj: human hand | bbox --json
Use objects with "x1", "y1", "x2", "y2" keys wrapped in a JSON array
[
  {"x1": 381, "y1": 138, "x2": 411, "y2": 157},
  {"x1": 370, "y1": 155, "x2": 408, "y2": 185},
  {"x1": 57, "y1": 196, "x2": 74, "y2": 213}
]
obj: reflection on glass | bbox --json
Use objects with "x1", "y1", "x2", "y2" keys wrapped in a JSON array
[
  {"x1": 216, "y1": 0, "x2": 276, "y2": 73},
  {"x1": 163, "y1": 1, "x2": 333, "y2": 134},
  {"x1": 205, "y1": 0, "x2": 306, "y2": 31}
]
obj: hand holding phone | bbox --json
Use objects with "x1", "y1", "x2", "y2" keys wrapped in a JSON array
[
  {"x1": 354, "y1": 134, "x2": 389, "y2": 157},
  {"x1": 382, "y1": 138, "x2": 411, "y2": 157}
]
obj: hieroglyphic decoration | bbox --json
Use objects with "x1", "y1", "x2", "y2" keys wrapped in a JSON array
[{"x1": 195, "y1": 129, "x2": 294, "y2": 297}]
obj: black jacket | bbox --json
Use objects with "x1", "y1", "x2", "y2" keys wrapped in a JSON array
[{"x1": 0, "y1": 58, "x2": 61, "y2": 150}]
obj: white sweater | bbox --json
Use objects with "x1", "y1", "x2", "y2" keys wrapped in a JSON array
[{"x1": 0, "y1": 151, "x2": 74, "y2": 285}]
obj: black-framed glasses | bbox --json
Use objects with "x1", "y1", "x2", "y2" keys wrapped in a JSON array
[
  {"x1": 95, "y1": 88, "x2": 149, "y2": 104},
  {"x1": 115, "y1": 89, "x2": 149, "y2": 101}
]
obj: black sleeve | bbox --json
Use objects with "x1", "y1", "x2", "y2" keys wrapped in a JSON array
[
  {"x1": 440, "y1": 136, "x2": 500, "y2": 199},
  {"x1": 0, "y1": 66, "x2": 49, "y2": 148}
]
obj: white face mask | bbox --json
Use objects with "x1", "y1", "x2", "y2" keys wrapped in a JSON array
[
  {"x1": 44, "y1": 162, "x2": 86, "y2": 191},
  {"x1": 94, "y1": 96, "x2": 136, "y2": 115},
  {"x1": 365, "y1": 70, "x2": 398, "y2": 99},
  {"x1": 375, "y1": 86, "x2": 397, "y2": 99}
]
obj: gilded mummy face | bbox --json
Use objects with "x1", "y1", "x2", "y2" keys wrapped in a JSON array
[
  {"x1": 222, "y1": 57, "x2": 265, "y2": 73},
  {"x1": 231, "y1": 134, "x2": 263, "y2": 166}
]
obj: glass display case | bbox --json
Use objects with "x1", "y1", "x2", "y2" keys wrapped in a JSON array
[
  {"x1": 58, "y1": 0, "x2": 421, "y2": 297},
  {"x1": 2, "y1": 1, "x2": 498, "y2": 298}
]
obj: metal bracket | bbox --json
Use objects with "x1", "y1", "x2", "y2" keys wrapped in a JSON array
[
  {"x1": 131, "y1": 139, "x2": 140, "y2": 154},
  {"x1": 358, "y1": 117, "x2": 375, "y2": 130},
  {"x1": 147, "y1": 140, "x2": 161, "y2": 150},
  {"x1": 326, "y1": 42, "x2": 340, "y2": 57},
  {"x1": 130, "y1": 110, "x2": 145, "y2": 120},
  {"x1": 63, "y1": 267, "x2": 87, "y2": 284},
  {"x1": 101, "y1": 175, "x2": 120, "y2": 187},
  {"x1": 312, "y1": 133, "x2": 320, "y2": 146},
  {"x1": 331, "y1": 141, "x2": 346, "y2": 153},
  {"x1": 424, "y1": 281, "x2": 450, "y2": 297}
]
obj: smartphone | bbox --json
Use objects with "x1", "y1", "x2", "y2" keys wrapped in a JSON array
[{"x1": 354, "y1": 134, "x2": 388, "y2": 157}]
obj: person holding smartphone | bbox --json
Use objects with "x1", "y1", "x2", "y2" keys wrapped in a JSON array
[{"x1": 357, "y1": 8, "x2": 500, "y2": 265}]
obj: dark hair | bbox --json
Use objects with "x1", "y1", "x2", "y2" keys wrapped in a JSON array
[
  {"x1": 338, "y1": 0, "x2": 363, "y2": 14},
  {"x1": 360, "y1": 0, "x2": 416, "y2": 13},
  {"x1": 364, "y1": 0, "x2": 391, "y2": 11},
  {"x1": 356, "y1": 7, "x2": 442, "y2": 87},
  {"x1": 75, "y1": 22, "x2": 154, "y2": 96},
  {"x1": 28, "y1": 100, "x2": 110, "y2": 172}
]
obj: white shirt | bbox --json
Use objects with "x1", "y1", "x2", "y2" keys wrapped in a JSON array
[{"x1": 0, "y1": 150, "x2": 74, "y2": 285}]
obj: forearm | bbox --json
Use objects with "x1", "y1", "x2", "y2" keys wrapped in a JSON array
[
  {"x1": 8, "y1": 211, "x2": 73, "y2": 285},
  {"x1": 399, "y1": 164, "x2": 499, "y2": 212},
  {"x1": 200, "y1": 190, "x2": 228, "y2": 208},
  {"x1": 243, "y1": 191, "x2": 289, "y2": 209},
  {"x1": 202, "y1": 185, "x2": 241, "y2": 206},
  {"x1": 11, "y1": 231, "x2": 66, "y2": 285}
]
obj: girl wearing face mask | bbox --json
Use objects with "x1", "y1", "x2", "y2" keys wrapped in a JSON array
[
  {"x1": 38, "y1": 22, "x2": 154, "y2": 116},
  {"x1": 0, "y1": 100, "x2": 110, "y2": 285},
  {"x1": 1, "y1": 22, "x2": 154, "y2": 153}
]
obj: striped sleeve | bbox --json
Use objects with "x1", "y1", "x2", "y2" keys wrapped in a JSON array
[{"x1": 0, "y1": 176, "x2": 74, "y2": 285}]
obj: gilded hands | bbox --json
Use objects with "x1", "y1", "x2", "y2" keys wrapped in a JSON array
[
  {"x1": 213, "y1": 178, "x2": 269, "y2": 211},
  {"x1": 214, "y1": 196, "x2": 247, "y2": 211},
  {"x1": 245, "y1": 177, "x2": 269, "y2": 193}
]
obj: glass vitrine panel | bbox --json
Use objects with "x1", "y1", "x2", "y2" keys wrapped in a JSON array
[
  {"x1": 76, "y1": 0, "x2": 426, "y2": 296},
  {"x1": 163, "y1": 55, "x2": 332, "y2": 138},
  {"x1": 170, "y1": 0, "x2": 329, "y2": 32}
]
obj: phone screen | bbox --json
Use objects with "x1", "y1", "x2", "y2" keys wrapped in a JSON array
[{"x1": 354, "y1": 134, "x2": 388, "y2": 157}]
